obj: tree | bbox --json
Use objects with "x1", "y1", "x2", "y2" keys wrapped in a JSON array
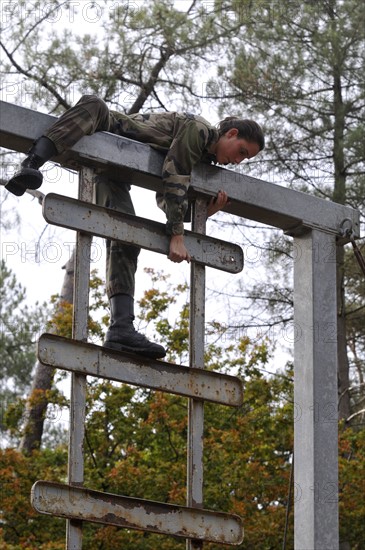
[
  {"x1": 1, "y1": 275, "x2": 364, "y2": 548},
  {"x1": 0, "y1": 260, "x2": 49, "y2": 444},
  {"x1": 19, "y1": 254, "x2": 110, "y2": 454},
  {"x1": 343, "y1": 243, "x2": 365, "y2": 423},
  {"x1": 211, "y1": 0, "x2": 365, "y2": 421},
  {"x1": 18, "y1": 249, "x2": 75, "y2": 454},
  {"x1": 0, "y1": 0, "x2": 250, "y2": 114}
]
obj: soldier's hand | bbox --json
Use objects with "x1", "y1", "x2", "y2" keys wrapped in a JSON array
[
  {"x1": 168, "y1": 235, "x2": 191, "y2": 263},
  {"x1": 207, "y1": 190, "x2": 230, "y2": 218}
]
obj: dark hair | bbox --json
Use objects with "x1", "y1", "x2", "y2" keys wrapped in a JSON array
[{"x1": 217, "y1": 117, "x2": 265, "y2": 151}]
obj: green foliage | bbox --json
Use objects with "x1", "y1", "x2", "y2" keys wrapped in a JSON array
[
  {"x1": 138, "y1": 268, "x2": 190, "y2": 363},
  {"x1": 344, "y1": 241, "x2": 365, "y2": 416},
  {"x1": 49, "y1": 268, "x2": 109, "y2": 342},
  {"x1": 0, "y1": 261, "x2": 47, "y2": 394},
  {"x1": 0, "y1": 0, "x2": 248, "y2": 114},
  {"x1": 0, "y1": 265, "x2": 110, "y2": 446},
  {"x1": 217, "y1": 0, "x2": 364, "y2": 203},
  {"x1": 339, "y1": 426, "x2": 365, "y2": 549},
  {"x1": 0, "y1": 446, "x2": 68, "y2": 550},
  {"x1": 0, "y1": 261, "x2": 50, "y2": 435},
  {"x1": 216, "y1": 0, "x2": 365, "y2": 422},
  {"x1": 1, "y1": 274, "x2": 364, "y2": 548}
]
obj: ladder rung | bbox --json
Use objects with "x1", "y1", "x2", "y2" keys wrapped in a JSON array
[
  {"x1": 42, "y1": 193, "x2": 243, "y2": 273},
  {"x1": 31, "y1": 481, "x2": 243, "y2": 545},
  {"x1": 38, "y1": 334, "x2": 243, "y2": 407}
]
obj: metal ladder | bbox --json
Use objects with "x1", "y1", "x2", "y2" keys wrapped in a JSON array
[{"x1": 31, "y1": 167, "x2": 245, "y2": 548}]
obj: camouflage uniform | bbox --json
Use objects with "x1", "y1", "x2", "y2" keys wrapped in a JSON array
[{"x1": 44, "y1": 94, "x2": 219, "y2": 298}]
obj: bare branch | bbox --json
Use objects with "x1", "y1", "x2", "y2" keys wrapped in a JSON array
[{"x1": 0, "y1": 41, "x2": 70, "y2": 109}]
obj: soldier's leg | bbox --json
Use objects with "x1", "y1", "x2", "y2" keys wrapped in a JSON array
[
  {"x1": 44, "y1": 94, "x2": 111, "y2": 154},
  {"x1": 6, "y1": 95, "x2": 111, "y2": 196},
  {"x1": 94, "y1": 175, "x2": 166, "y2": 360}
]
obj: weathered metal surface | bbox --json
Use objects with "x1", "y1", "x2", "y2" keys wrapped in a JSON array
[
  {"x1": 293, "y1": 230, "x2": 339, "y2": 550},
  {"x1": 0, "y1": 100, "x2": 360, "y2": 238},
  {"x1": 38, "y1": 334, "x2": 243, "y2": 407},
  {"x1": 42, "y1": 193, "x2": 244, "y2": 274},
  {"x1": 66, "y1": 167, "x2": 95, "y2": 548},
  {"x1": 31, "y1": 481, "x2": 244, "y2": 545},
  {"x1": 187, "y1": 199, "x2": 208, "y2": 550}
]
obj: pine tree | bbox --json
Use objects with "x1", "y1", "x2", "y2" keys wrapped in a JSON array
[{"x1": 214, "y1": 0, "x2": 365, "y2": 421}]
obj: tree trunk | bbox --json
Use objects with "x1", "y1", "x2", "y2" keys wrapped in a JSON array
[
  {"x1": 337, "y1": 245, "x2": 351, "y2": 421},
  {"x1": 331, "y1": 34, "x2": 352, "y2": 420},
  {"x1": 19, "y1": 250, "x2": 75, "y2": 454}
]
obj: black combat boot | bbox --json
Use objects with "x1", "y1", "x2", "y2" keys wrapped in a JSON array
[
  {"x1": 103, "y1": 294, "x2": 166, "y2": 360},
  {"x1": 5, "y1": 136, "x2": 58, "y2": 196}
]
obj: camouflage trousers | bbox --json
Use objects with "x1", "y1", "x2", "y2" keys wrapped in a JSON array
[{"x1": 44, "y1": 95, "x2": 140, "y2": 299}]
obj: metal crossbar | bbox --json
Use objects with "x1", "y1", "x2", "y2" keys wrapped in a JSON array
[
  {"x1": 0, "y1": 100, "x2": 360, "y2": 238},
  {"x1": 37, "y1": 334, "x2": 243, "y2": 407},
  {"x1": 42, "y1": 193, "x2": 244, "y2": 273}
]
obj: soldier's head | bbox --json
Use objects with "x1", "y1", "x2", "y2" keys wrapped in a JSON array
[{"x1": 213, "y1": 117, "x2": 264, "y2": 165}]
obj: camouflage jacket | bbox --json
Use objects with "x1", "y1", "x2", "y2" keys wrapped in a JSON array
[{"x1": 110, "y1": 110, "x2": 219, "y2": 235}]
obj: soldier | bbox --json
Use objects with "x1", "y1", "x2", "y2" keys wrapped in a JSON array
[{"x1": 5, "y1": 95, "x2": 264, "y2": 359}]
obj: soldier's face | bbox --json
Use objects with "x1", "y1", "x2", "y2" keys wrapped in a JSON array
[{"x1": 215, "y1": 128, "x2": 260, "y2": 165}]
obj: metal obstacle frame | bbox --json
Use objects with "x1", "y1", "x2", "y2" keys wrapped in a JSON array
[{"x1": 0, "y1": 100, "x2": 361, "y2": 549}]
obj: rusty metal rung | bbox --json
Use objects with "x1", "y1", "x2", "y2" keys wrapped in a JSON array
[
  {"x1": 38, "y1": 334, "x2": 243, "y2": 407},
  {"x1": 31, "y1": 481, "x2": 244, "y2": 545},
  {"x1": 42, "y1": 193, "x2": 244, "y2": 273}
]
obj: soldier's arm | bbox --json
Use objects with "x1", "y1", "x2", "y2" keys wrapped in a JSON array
[
  {"x1": 168, "y1": 234, "x2": 191, "y2": 263},
  {"x1": 157, "y1": 119, "x2": 213, "y2": 262}
]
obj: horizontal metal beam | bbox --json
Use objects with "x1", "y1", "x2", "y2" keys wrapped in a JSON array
[
  {"x1": 0, "y1": 100, "x2": 360, "y2": 238},
  {"x1": 43, "y1": 193, "x2": 243, "y2": 273},
  {"x1": 191, "y1": 164, "x2": 360, "y2": 239},
  {"x1": 31, "y1": 481, "x2": 243, "y2": 545},
  {"x1": 38, "y1": 334, "x2": 243, "y2": 407}
]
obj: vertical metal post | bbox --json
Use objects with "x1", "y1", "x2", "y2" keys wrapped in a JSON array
[
  {"x1": 187, "y1": 198, "x2": 207, "y2": 550},
  {"x1": 293, "y1": 230, "x2": 339, "y2": 549},
  {"x1": 66, "y1": 167, "x2": 94, "y2": 549}
]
